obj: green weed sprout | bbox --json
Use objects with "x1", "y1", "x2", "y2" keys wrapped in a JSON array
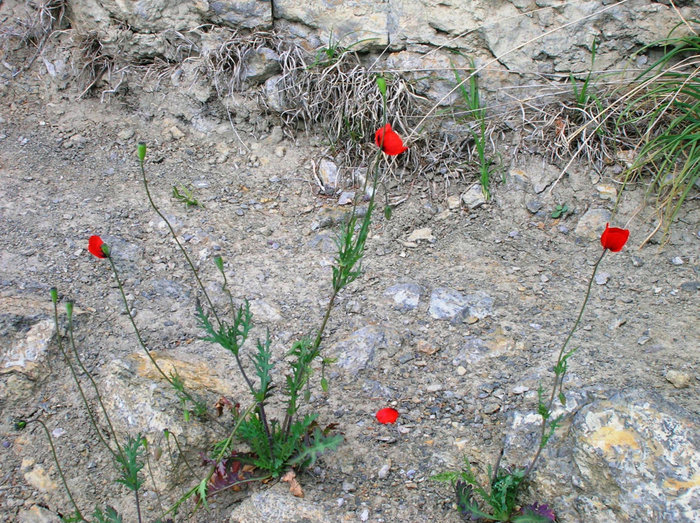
[
  {"x1": 570, "y1": 38, "x2": 601, "y2": 112},
  {"x1": 454, "y1": 59, "x2": 493, "y2": 199},
  {"x1": 172, "y1": 184, "x2": 202, "y2": 208}
]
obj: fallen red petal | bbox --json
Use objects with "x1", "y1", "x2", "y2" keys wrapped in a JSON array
[{"x1": 376, "y1": 407, "x2": 399, "y2": 424}]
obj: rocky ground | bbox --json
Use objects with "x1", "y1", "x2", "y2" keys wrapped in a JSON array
[{"x1": 0, "y1": 62, "x2": 698, "y2": 523}]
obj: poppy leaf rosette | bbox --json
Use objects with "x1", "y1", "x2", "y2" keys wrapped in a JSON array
[
  {"x1": 374, "y1": 124, "x2": 408, "y2": 156},
  {"x1": 88, "y1": 235, "x2": 109, "y2": 258},
  {"x1": 600, "y1": 223, "x2": 630, "y2": 252},
  {"x1": 375, "y1": 407, "x2": 399, "y2": 424}
]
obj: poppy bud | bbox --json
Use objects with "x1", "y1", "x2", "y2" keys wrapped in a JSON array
[
  {"x1": 376, "y1": 76, "x2": 387, "y2": 97},
  {"x1": 65, "y1": 301, "x2": 74, "y2": 320},
  {"x1": 137, "y1": 142, "x2": 147, "y2": 163}
]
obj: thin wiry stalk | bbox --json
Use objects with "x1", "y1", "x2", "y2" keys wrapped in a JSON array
[
  {"x1": 27, "y1": 419, "x2": 84, "y2": 521},
  {"x1": 57, "y1": 299, "x2": 123, "y2": 459},
  {"x1": 524, "y1": 249, "x2": 607, "y2": 479},
  {"x1": 138, "y1": 155, "x2": 221, "y2": 328}
]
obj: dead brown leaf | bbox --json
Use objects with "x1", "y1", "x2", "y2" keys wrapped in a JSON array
[{"x1": 281, "y1": 470, "x2": 304, "y2": 498}]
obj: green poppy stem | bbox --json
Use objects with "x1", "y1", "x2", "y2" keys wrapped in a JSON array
[
  {"x1": 524, "y1": 248, "x2": 607, "y2": 479},
  {"x1": 138, "y1": 156, "x2": 221, "y2": 328}
]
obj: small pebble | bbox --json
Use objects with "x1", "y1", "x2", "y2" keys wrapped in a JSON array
[
  {"x1": 526, "y1": 200, "x2": 542, "y2": 214},
  {"x1": 399, "y1": 354, "x2": 415, "y2": 364},
  {"x1": 671, "y1": 256, "x2": 684, "y2": 266},
  {"x1": 595, "y1": 272, "x2": 610, "y2": 285},
  {"x1": 680, "y1": 281, "x2": 700, "y2": 292},
  {"x1": 338, "y1": 191, "x2": 355, "y2": 205},
  {"x1": 360, "y1": 509, "x2": 369, "y2": 522},
  {"x1": 483, "y1": 402, "x2": 500, "y2": 414},
  {"x1": 378, "y1": 462, "x2": 391, "y2": 479},
  {"x1": 665, "y1": 370, "x2": 692, "y2": 389},
  {"x1": 117, "y1": 128, "x2": 135, "y2": 140},
  {"x1": 342, "y1": 481, "x2": 356, "y2": 493},
  {"x1": 456, "y1": 366, "x2": 467, "y2": 376}
]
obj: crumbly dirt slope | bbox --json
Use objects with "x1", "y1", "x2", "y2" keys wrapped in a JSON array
[{"x1": 0, "y1": 74, "x2": 698, "y2": 522}]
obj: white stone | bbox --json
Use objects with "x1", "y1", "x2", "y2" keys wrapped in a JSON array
[{"x1": 461, "y1": 184, "x2": 487, "y2": 210}]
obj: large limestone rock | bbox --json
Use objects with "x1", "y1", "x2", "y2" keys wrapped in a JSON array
[
  {"x1": 67, "y1": 0, "x2": 272, "y2": 59},
  {"x1": 60, "y1": 0, "x2": 697, "y2": 107},
  {"x1": 69, "y1": 0, "x2": 271, "y2": 33},
  {"x1": 505, "y1": 389, "x2": 700, "y2": 522}
]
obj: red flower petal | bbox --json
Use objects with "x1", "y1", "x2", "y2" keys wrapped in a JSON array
[
  {"x1": 600, "y1": 223, "x2": 630, "y2": 252},
  {"x1": 88, "y1": 235, "x2": 108, "y2": 258},
  {"x1": 374, "y1": 124, "x2": 408, "y2": 156},
  {"x1": 376, "y1": 407, "x2": 399, "y2": 424}
]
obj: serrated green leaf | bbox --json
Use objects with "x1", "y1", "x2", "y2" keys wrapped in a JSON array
[
  {"x1": 93, "y1": 506, "x2": 122, "y2": 523},
  {"x1": 321, "y1": 377, "x2": 328, "y2": 392},
  {"x1": 431, "y1": 471, "x2": 460, "y2": 482}
]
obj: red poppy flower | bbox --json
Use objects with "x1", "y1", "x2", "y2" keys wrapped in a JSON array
[
  {"x1": 600, "y1": 223, "x2": 630, "y2": 252},
  {"x1": 88, "y1": 235, "x2": 108, "y2": 258},
  {"x1": 376, "y1": 407, "x2": 399, "y2": 424},
  {"x1": 374, "y1": 124, "x2": 408, "y2": 156}
]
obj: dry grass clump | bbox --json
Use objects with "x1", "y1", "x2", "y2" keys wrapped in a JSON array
[
  {"x1": 0, "y1": 0, "x2": 66, "y2": 77},
  {"x1": 72, "y1": 30, "x2": 126, "y2": 100},
  {"x1": 270, "y1": 41, "x2": 509, "y2": 190}
]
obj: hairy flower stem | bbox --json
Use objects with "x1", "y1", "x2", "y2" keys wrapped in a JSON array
[
  {"x1": 312, "y1": 291, "x2": 338, "y2": 352},
  {"x1": 51, "y1": 297, "x2": 120, "y2": 460},
  {"x1": 134, "y1": 488, "x2": 142, "y2": 523},
  {"x1": 170, "y1": 432, "x2": 197, "y2": 479},
  {"x1": 138, "y1": 158, "x2": 221, "y2": 328},
  {"x1": 64, "y1": 301, "x2": 124, "y2": 458},
  {"x1": 524, "y1": 249, "x2": 607, "y2": 479},
  {"x1": 29, "y1": 419, "x2": 84, "y2": 521},
  {"x1": 215, "y1": 268, "x2": 275, "y2": 451},
  {"x1": 107, "y1": 256, "x2": 200, "y2": 411}
]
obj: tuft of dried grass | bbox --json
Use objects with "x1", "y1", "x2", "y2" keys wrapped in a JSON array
[
  {"x1": 71, "y1": 30, "x2": 133, "y2": 101},
  {"x1": 0, "y1": 0, "x2": 66, "y2": 77}
]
